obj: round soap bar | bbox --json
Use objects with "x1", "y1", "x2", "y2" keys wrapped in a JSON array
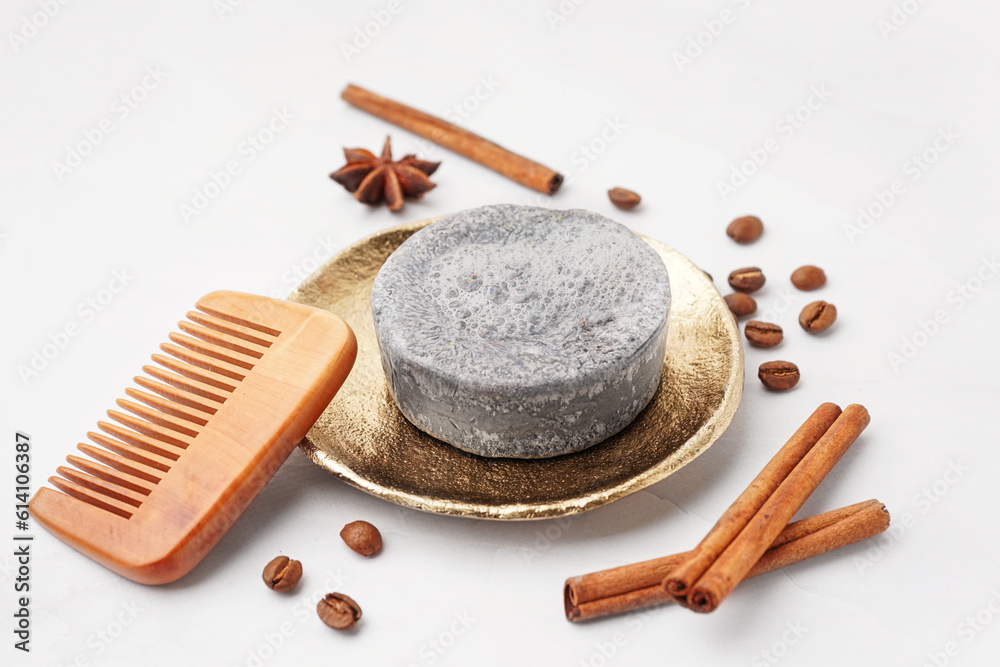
[{"x1": 371, "y1": 204, "x2": 670, "y2": 458}]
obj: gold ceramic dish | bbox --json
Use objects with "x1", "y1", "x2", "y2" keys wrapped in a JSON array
[{"x1": 289, "y1": 218, "x2": 743, "y2": 520}]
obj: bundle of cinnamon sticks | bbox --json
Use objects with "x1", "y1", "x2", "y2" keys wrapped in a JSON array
[{"x1": 565, "y1": 403, "x2": 888, "y2": 622}]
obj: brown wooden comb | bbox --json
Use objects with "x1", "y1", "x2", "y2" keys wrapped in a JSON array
[{"x1": 29, "y1": 291, "x2": 357, "y2": 585}]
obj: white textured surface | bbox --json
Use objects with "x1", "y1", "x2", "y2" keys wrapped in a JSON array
[
  {"x1": 371, "y1": 205, "x2": 670, "y2": 457},
  {"x1": 1, "y1": 1, "x2": 999, "y2": 666}
]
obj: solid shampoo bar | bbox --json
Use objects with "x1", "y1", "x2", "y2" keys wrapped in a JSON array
[{"x1": 371, "y1": 204, "x2": 670, "y2": 458}]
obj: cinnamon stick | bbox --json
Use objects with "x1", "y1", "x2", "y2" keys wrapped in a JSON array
[
  {"x1": 663, "y1": 402, "x2": 842, "y2": 601},
  {"x1": 564, "y1": 499, "x2": 888, "y2": 622},
  {"x1": 341, "y1": 84, "x2": 564, "y2": 195},
  {"x1": 685, "y1": 404, "x2": 871, "y2": 613}
]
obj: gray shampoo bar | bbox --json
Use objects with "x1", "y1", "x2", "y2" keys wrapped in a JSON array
[{"x1": 371, "y1": 204, "x2": 670, "y2": 458}]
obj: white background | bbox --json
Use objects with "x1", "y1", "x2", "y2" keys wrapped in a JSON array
[{"x1": 3, "y1": 1, "x2": 999, "y2": 665}]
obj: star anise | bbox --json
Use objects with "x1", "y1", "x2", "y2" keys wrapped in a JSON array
[{"x1": 329, "y1": 136, "x2": 440, "y2": 212}]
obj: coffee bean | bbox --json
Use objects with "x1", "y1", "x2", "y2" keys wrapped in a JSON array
[
  {"x1": 724, "y1": 293, "x2": 757, "y2": 318},
  {"x1": 317, "y1": 592, "x2": 362, "y2": 630},
  {"x1": 791, "y1": 265, "x2": 826, "y2": 291},
  {"x1": 799, "y1": 301, "x2": 837, "y2": 333},
  {"x1": 726, "y1": 215, "x2": 764, "y2": 244},
  {"x1": 728, "y1": 267, "x2": 766, "y2": 293},
  {"x1": 758, "y1": 361, "x2": 800, "y2": 391},
  {"x1": 745, "y1": 321, "x2": 783, "y2": 347},
  {"x1": 340, "y1": 521, "x2": 383, "y2": 557},
  {"x1": 608, "y1": 187, "x2": 641, "y2": 210},
  {"x1": 262, "y1": 556, "x2": 302, "y2": 592}
]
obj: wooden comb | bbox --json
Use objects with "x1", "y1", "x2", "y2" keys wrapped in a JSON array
[{"x1": 29, "y1": 291, "x2": 357, "y2": 585}]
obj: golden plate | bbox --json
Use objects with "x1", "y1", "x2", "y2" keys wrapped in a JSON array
[{"x1": 289, "y1": 218, "x2": 743, "y2": 520}]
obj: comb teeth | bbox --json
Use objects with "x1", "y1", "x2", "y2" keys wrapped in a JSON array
[
  {"x1": 97, "y1": 421, "x2": 184, "y2": 460},
  {"x1": 115, "y1": 399, "x2": 201, "y2": 437},
  {"x1": 167, "y1": 332, "x2": 256, "y2": 370},
  {"x1": 71, "y1": 449, "x2": 161, "y2": 487},
  {"x1": 84, "y1": 430, "x2": 174, "y2": 471},
  {"x1": 48, "y1": 304, "x2": 283, "y2": 520},
  {"x1": 195, "y1": 303, "x2": 282, "y2": 337},
  {"x1": 176, "y1": 320, "x2": 267, "y2": 359},
  {"x1": 56, "y1": 466, "x2": 147, "y2": 507},
  {"x1": 186, "y1": 310, "x2": 276, "y2": 347},
  {"x1": 123, "y1": 388, "x2": 210, "y2": 426},
  {"x1": 150, "y1": 354, "x2": 238, "y2": 392},
  {"x1": 65, "y1": 456, "x2": 152, "y2": 495},
  {"x1": 105, "y1": 410, "x2": 195, "y2": 450},
  {"x1": 49, "y1": 475, "x2": 135, "y2": 519},
  {"x1": 137, "y1": 369, "x2": 226, "y2": 408},
  {"x1": 158, "y1": 344, "x2": 247, "y2": 382}
]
